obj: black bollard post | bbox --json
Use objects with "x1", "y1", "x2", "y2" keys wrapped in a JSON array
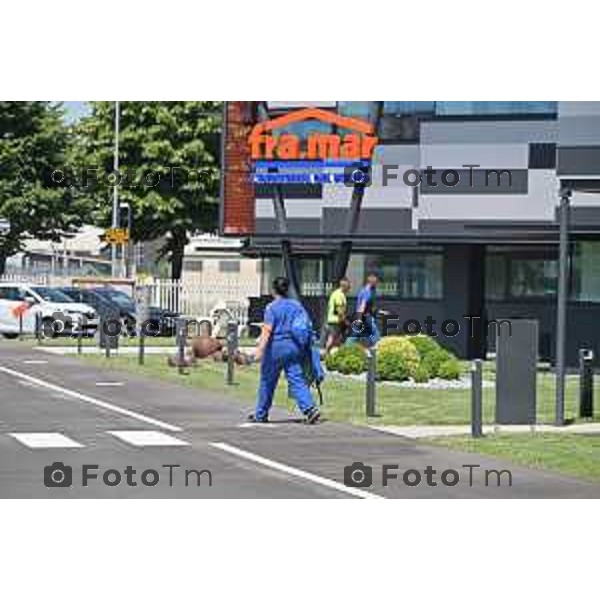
[
  {"x1": 579, "y1": 349, "x2": 594, "y2": 419},
  {"x1": 105, "y1": 320, "x2": 111, "y2": 359},
  {"x1": 77, "y1": 316, "x2": 83, "y2": 355},
  {"x1": 471, "y1": 359, "x2": 483, "y2": 438},
  {"x1": 176, "y1": 318, "x2": 186, "y2": 375},
  {"x1": 35, "y1": 312, "x2": 42, "y2": 345},
  {"x1": 18, "y1": 312, "x2": 23, "y2": 340},
  {"x1": 226, "y1": 320, "x2": 239, "y2": 385},
  {"x1": 366, "y1": 348, "x2": 377, "y2": 417},
  {"x1": 138, "y1": 326, "x2": 145, "y2": 366}
]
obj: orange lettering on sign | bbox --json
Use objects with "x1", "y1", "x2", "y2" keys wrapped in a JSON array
[{"x1": 249, "y1": 108, "x2": 378, "y2": 161}]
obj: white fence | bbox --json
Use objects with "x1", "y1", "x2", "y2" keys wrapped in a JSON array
[
  {"x1": 0, "y1": 273, "x2": 73, "y2": 287},
  {"x1": 146, "y1": 277, "x2": 259, "y2": 325},
  {"x1": 0, "y1": 272, "x2": 258, "y2": 327}
]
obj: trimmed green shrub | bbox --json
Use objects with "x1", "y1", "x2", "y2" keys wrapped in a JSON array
[
  {"x1": 413, "y1": 362, "x2": 431, "y2": 383},
  {"x1": 437, "y1": 358, "x2": 463, "y2": 380},
  {"x1": 326, "y1": 344, "x2": 367, "y2": 375},
  {"x1": 376, "y1": 336, "x2": 419, "y2": 381},
  {"x1": 410, "y1": 334, "x2": 454, "y2": 378}
]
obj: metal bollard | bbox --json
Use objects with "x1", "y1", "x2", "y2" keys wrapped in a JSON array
[
  {"x1": 101, "y1": 316, "x2": 119, "y2": 359},
  {"x1": 77, "y1": 316, "x2": 83, "y2": 355},
  {"x1": 138, "y1": 326, "x2": 145, "y2": 366},
  {"x1": 105, "y1": 319, "x2": 111, "y2": 359},
  {"x1": 176, "y1": 318, "x2": 187, "y2": 375},
  {"x1": 226, "y1": 320, "x2": 239, "y2": 385},
  {"x1": 35, "y1": 312, "x2": 42, "y2": 345},
  {"x1": 579, "y1": 349, "x2": 594, "y2": 419},
  {"x1": 366, "y1": 348, "x2": 377, "y2": 417},
  {"x1": 471, "y1": 359, "x2": 483, "y2": 437},
  {"x1": 18, "y1": 312, "x2": 23, "y2": 339}
]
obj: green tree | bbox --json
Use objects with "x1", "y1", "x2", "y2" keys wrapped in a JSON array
[
  {"x1": 73, "y1": 102, "x2": 222, "y2": 279},
  {"x1": 0, "y1": 102, "x2": 78, "y2": 275}
]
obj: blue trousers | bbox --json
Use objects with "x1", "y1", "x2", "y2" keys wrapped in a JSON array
[{"x1": 255, "y1": 340, "x2": 315, "y2": 420}]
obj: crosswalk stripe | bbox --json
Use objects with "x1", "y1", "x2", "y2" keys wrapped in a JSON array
[
  {"x1": 107, "y1": 430, "x2": 189, "y2": 447},
  {"x1": 9, "y1": 433, "x2": 84, "y2": 449}
]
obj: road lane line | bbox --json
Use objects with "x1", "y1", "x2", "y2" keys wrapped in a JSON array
[
  {"x1": 0, "y1": 365, "x2": 182, "y2": 432},
  {"x1": 9, "y1": 432, "x2": 83, "y2": 449},
  {"x1": 210, "y1": 442, "x2": 384, "y2": 499},
  {"x1": 108, "y1": 430, "x2": 189, "y2": 447}
]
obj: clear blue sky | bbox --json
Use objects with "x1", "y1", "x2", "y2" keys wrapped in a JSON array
[{"x1": 63, "y1": 101, "x2": 90, "y2": 122}]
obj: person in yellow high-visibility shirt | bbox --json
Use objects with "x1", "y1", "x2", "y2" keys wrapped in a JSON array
[{"x1": 325, "y1": 277, "x2": 351, "y2": 355}]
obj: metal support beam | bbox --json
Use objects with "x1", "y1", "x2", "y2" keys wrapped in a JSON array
[
  {"x1": 272, "y1": 186, "x2": 301, "y2": 300},
  {"x1": 555, "y1": 188, "x2": 571, "y2": 426}
]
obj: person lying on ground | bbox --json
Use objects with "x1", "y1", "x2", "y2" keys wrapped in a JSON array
[{"x1": 167, "y1": 334, "x2": 254, "y2": 368}]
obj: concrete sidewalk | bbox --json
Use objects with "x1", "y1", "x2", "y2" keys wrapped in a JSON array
[{"x1": 371, "y1": 423, "x2": 600, "y2": 439}]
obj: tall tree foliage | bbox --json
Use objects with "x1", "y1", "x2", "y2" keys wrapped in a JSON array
[
  {"x1": 0, "y1": 102, "x2": 77, "y2": 275},
  {"x1": 73, "y1": 102, "x2": 221, "y2": 279}
]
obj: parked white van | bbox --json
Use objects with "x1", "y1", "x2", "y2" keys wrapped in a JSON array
[{"x1": 0, "y1": 283, "x2": 98, "y2": 339}]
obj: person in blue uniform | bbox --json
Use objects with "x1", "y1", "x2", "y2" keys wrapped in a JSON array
[
  {"x1": 250, "y1": 276, "x2": 321, "y2": 424},
  {"x1": 350, "y1": 272, "x2": 380, "y2": 347}
]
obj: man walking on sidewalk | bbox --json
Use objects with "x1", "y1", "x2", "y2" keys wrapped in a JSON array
[{"x1": 325, "y1": 277, "x2": 351, "y2": 355}]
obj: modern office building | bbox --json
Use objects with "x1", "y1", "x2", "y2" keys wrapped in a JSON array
[{"x1": 221, "y1": 101, "x2": 600, "y2": 363}]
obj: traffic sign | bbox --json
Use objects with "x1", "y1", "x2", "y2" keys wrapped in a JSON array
[
  {"x1": 103, "y1": 228, "x2": 130, "y2": 244},
  {"x1": 0, "y1": 218, "x2": 10, "y2": 233}
]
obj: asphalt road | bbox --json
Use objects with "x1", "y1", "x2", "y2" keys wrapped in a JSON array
[{"x1": 1, "y1": 341, "x2": 599, "y2": 498}]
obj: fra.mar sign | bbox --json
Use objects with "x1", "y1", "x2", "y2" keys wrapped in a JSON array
[{"x1": 248, "y1": 108, "x2": 378, "y2": 161}]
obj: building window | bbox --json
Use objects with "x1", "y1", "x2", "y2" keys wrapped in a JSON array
[
  {"x1": 510, "y1": 258, "x2": 558, "y2": 298},
  {"x1": 337, "y1": 101, "x2": 379, "y2": 123},
  {"x1": 219, "y1": 260, "x2": 240, "y2": 273},
  {"x1": 382, "y1": 101, "x2": 435, "y2": 116},
  {"x1": 364, "y1": 252, "x2": 443, "y2": 299},
  {"x1": 485, "y1": 254, "x2": 508, "y2": 300},
  {"x1": 435, "y1": 101, "x2": 557, "y2": 117},
  {"x1": 572, "y1": 241, "x2": 600, "y2": 302},
  {"x1": 529, "y1": 143, "x2": 556, "y2": 169},
  {"x1": 184, "y1": 259, "x2": 203, "y2": 273},
  {"x1": 486, "y1": 246, "x2": 558, "y2": 300}
]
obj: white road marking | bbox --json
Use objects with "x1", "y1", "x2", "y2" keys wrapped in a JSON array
[
  {"x1": 0, "y1": 365, "x2": 182, "y2": 432},
  {"x1": 238, "y1": 422, "x2": 277, "y2": 428},
  {"x1": 108, "y1": 430, "x2": 189, "y2": 446},
  {"x1": 17, "y1": 380, "x2": 46, "y2": 389},
  {"x1": 95, "y1": 382, "x2": 124, "y2": 387},
  {"x1": 9, "y1": 432, "x2": 83, "y2": 449},
  {"x1": 210, "y1": 442, "x2": 384, "y2": 500},
  {"x1": 23, "y1": 360, "x2": 48, "y2": 365}
]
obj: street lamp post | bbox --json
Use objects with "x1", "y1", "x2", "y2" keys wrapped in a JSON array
[
  {"x1": 111, "y1": 100, "x2": 120, "y2": 278},
  {"x1": 555, "y1": 187, "x2": 572, "y2": 426},
  {"x1": 120, "y1": 202, "x2": 132, "y2": 278}
]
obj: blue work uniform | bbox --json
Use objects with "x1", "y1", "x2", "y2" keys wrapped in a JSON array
[
  {"x1": 255, "y1": 298, "x2": 316, "y2": 420},
  {"x1": 350, "y1": 284, "x2": 380, "y2": 346}
]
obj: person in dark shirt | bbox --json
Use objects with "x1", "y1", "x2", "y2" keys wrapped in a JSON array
[{"x1": 349, "y1": 272, "x2": 380, "y2": 347}]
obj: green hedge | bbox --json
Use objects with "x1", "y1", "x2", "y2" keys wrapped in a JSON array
[
  {"x1": 410, "y1": 334, "x2": 457, "y2": 379},
  {"x1": 325, "y1": 334, "x2": 463, "y2": 381},
  {"x1": 325, "y1": 344, "x2": 367, "y2": 374},
  {"x1": 376, "y1": 336, "x2": 419, "y2": 381}
]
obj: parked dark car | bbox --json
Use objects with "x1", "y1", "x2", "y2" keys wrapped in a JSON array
[{"x1": 59, "y1": 287, "x2": 178, "y2": 336}]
